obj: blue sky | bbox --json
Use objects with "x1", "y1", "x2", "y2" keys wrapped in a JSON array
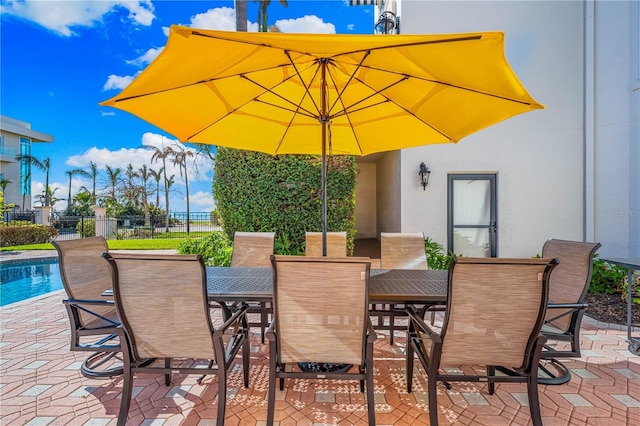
[{"x1": 1, "y1": 0, "x2": 374, "y2": 213}]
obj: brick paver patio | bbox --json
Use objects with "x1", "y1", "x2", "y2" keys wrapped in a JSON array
[{"x1": 1, "y1": 266, "x2": 639, "y2": 424}]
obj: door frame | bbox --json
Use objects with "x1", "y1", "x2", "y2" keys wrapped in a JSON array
[{"x1": 447, "y1": 173, "x2": 498, "y2": 257}]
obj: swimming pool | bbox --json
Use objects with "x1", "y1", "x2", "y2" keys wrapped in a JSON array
[{"x1": 0, "y1": 258, "x2": 63, "y2": 306}]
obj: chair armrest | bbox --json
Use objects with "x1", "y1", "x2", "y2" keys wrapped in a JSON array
[
  {"x1": 546, "y1": 302, "x2": 588, "y2": 310},
  {"x1": 544, "y1": 302, "x2": 588, "y2": 324},
  {"x1": 406, "y1": 306, "x2": 442, "y2": 344},
  {"x1": 63, "y1": 298, "x2": 115, "y2": 306},
  {"x1": 216, "y1": 303, "x2": 249, "y2": 334},
  {"x1": 366, "y1": 318, "x2": 377, "y2": 343}
]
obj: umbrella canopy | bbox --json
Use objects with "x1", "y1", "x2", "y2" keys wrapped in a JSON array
[{"x1": 101, "y1": 26, "x2": 543, "y2": 253}]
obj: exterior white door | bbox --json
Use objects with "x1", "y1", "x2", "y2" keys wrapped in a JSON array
[{"x1": 447, "y1": 174, "x2": 497, "y2": 257}]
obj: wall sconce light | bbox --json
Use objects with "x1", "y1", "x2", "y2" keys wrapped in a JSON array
[{"x1": 419, "y1": 162, "x2": 431, "y2": 190}]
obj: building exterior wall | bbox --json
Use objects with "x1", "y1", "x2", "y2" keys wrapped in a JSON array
[
  {"x1": 396, "y1": 0, "x2": 586, "y2": 257},
  {"x1": 376, "y1": 150, "x2": 402, "y2": 235},
  {"x1": 0, "y1": 116, "x2": 54, "y2": 211},
  {"x1": 591, "y1": 0, "x2": 640, "y2": 258},
  {"x1": 355, "y1": 162, "x2": 378, "y2": 238}
]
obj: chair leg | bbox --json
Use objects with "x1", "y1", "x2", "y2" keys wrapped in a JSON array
[
  {"x1": 487, "y1": 365, "x2": 496, "y2": 395},
  {"x1": 428, "y1": 372, "x2": 439, "y2": 426},
  {"x1": 117, "y1": 367, "x2": 133, "y2": 426},
  {"x1": 164, "y1": 358, "x2": 171, "y2": 386},
  {"x1": 527, "y1": 374, "x2": 543, "y2": 426},
  {"x1": 406, "y1": 335, "x2": 414, "y2": 393},
  {"x1": 267, "y1": 353, "x2": 277, "y2": 426},
  {"x1": 366, "y1": 353, "x2": 376, "y2": 425},
  {"x1": 216, "y1": 369, "x2": 227, "y2": 425},
  {"x1": 243, "y1": 332, "x2": 250, "y2": 388}
]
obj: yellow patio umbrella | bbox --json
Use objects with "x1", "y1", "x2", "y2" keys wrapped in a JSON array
[{"x1": 101, "y1": 26, "x2": 543, "y2": 254}]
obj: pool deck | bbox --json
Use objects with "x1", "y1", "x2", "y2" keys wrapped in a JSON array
[{"x1": 1, "y1": 250, "x2": 639, "y2": 425}]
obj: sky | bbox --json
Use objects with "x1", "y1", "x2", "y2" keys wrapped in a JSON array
[{"x1": 0, "y1": 0, "x2": 375, "y2": 213}]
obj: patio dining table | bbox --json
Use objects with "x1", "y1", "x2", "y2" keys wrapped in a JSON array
[{"x1": 205, "y1": 267, "x2": 449, "y2": 318}]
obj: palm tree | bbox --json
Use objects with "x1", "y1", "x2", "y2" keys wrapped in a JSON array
[
  {"x1": 255, "y1": 0, "x2": 288, "y2": 32},
  {"x1": 149, "y1": 167, "x2": 164, "y2": 209},
  {"x1": 146, "y1": 143, "x2": 173, "y2": 231},
  {"x1": 170, "y1": 145, "x2": 194, "y2": 233},
  {"x1": 0, "y1": 178, "x2": 12, "y2": 193},
  {"x1": 35, "y1": 186, "x2": 60, "y2": 208},
  {"x1": 137, "y1": 164, "x2": 151, "y2": 226},
  {"x1": 105, "y1": 165, "x2": 121, "y2": 203},
  {"x1": 88, "y1": 161, "x2": 99, "y2": 205},
  {"x1": 65, "y1": 168, "x2": 91, "y2": 208},
  {"x1": 15, "y1": 154, "x2": 51, "y2": 206},
  {"x1": 21, "y1": 171, "x2": 30, "y2": 211},
  {"x1": 236, "y1": 0, "x2": 247, "y2": 31}
]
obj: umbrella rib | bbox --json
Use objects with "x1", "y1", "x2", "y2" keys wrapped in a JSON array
[
  {"x1": 285, "y1": 50, "x2": 324, "y2": 120},
  {"x1": 326, "y1": 50, "x2": 371, "y2": 115},
  {"x1": 354, "y1": 63, "x2": 537, "y2": 107},
  {"x1": 241, "y1": 74, "x2": 318, "y2": 119}
]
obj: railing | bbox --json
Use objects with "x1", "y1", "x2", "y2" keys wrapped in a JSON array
[{"x1": 50, "y1": 212, "x2": 220, "y2": 241}]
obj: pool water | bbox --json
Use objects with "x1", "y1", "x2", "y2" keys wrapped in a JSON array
[{"x1": 0, "y1": 258, "x2": 63, "y2": 306}]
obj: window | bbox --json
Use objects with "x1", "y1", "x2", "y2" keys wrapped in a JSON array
[{"x1": 19, "y1": 137, "x2": 31, "y2": 196}]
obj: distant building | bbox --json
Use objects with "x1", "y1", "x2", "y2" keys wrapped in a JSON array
[{"x1": 0, "y1": 116, "x2": 54, "y2": 211}]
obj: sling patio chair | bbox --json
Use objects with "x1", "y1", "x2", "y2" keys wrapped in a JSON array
[
  {"x1": 266, "y1": 255, "x2": 377, "y2": 426},
  {"x1": 229, "y1": 231, "x2": 276, "y2": 343},
  {"x1": 406, "y1": 257, "x2": 558, "y2": 426},
  {"x1": 538, "y1": 238, "x2": 601, "y2": 385},
  {"x1": 372, "y1": 232, "x2": 428, "y2": 344},
  {"x1": 53, "y1": 236, "x2": 123, "y2": 378},
  {"x1": 305, "y1": 231, "x2": 348, "y2": 257},
  {"x1": 103, "y1": 253, "x2": 250, "y2": 426}
]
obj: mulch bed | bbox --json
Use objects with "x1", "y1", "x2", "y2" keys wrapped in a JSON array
[{"x1": 584, "y1": 292, "x2": 640, "y2": 327}]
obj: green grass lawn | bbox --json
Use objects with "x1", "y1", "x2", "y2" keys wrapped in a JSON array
[{"x1": 0, "y1": 239, "x2": 184, "y2": 251}]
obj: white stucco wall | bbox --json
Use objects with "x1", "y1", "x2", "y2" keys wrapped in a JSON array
[
  {"x1": 592, "y1": 0, "x2": 640, "y2": 258},
  {"x1": 376, "y1": 151, "x2": 402, "y2": 235},
  {"x1": 355, "y1": 162, "x2": 377, "y2": 238},
  {"x1": 398, "y1": 0, "x2": 586, "y2": 257}
]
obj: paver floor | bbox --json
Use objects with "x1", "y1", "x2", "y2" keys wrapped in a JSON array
[{"x1": 1, "y1": 289, "x2": 639, "y2": 425}]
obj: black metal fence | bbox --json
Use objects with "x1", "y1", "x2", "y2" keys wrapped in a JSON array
[{"x1": 51, "y1": 212, "x2": 220, "y2": 241}]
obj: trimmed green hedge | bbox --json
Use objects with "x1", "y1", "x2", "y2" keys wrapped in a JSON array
[
  {"x1": 0, "y1": 224, "x2": 59, "y2": 247},
  {"x1": 213, "y1": 148, "x2": 357, "y2": 254}
]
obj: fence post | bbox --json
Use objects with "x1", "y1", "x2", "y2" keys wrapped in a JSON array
[
  {"x1": 94, "y1": 207, "x2": 107, "y2": 237},
  {"x1": 34, "y1": 206, "x2": 52, "y2": 226}
]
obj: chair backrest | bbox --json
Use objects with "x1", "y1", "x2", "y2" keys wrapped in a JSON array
[
  {"x1": 380, "y1": 232, "x2": 428, "y2": 269},
  {"x1": 104, "y1": 253, "x2": 216, "y2": 362},
  {"x1": 305, "y1": 232, "x2": 347, "y2": 257},
  {"x1": 271, "y1": 255, "x2": 371, "y2": 365},
  {"x1": 230, "y1": 232, "x2": 276, "y2": 267},
  {"x1": 440, "y1": 257, "x2": 557, "y2": 369},
  {"x1": 53, "y1": 236, "x2": 112, "y2": 327},
  {"x1": 542, "y1": 239, "x2": 601, "y2": 331}
]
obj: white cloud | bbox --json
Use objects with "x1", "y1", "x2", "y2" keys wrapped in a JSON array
[
  {"x1": 190, "y1": 191, "x2": 216, "y2": 212},
  {"x1": 126, "y1": 47, "x2": 163, "y2": 66},
  {"x1": 1, "y1": 0, "x2": 155, "y2": 37},
  {"x1": 165, "y1": 7, "x2": 258, "y2": 33},
  {"x1": 103, "y1": 74, "x2": 135, "y2": 91},
  {"x1": 275, "y1": 15, "x2": 336, "y2": 34}
]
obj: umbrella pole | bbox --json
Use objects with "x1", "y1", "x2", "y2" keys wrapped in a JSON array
[{"x1": 320, "y1": 59, "x2": 328, "y2": 257}]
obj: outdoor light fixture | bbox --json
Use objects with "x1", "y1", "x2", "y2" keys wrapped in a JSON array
[
  {"x1": 374, "y1": 11, "x2": 397, "y2": 34},
  {"x1": 419, "y1": 162, "x2": 431, "y2": 190}
]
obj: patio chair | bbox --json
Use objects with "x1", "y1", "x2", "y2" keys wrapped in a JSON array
[
  {"x1": 406, "y1": 257, "x2": 558, "y2": 426},
  {"x1": 103, "y1": 253, "x2": 250, "y2": 426},
  {"x1": 373, "y1": 232, "x2": 428, "y2": 344},
  {"x1": 538, "y1": 238, "x2": 601, "y2": 385},
  {"x1": 229, "y1": 231, "x2": 276, "y2": 343},
  {"x1": 53, "y1": 236, "x2": 123, "y2": 378},
  {"x1": 305, "y1": 231, "x2": 347, "y2": 257},
  {"x1": 266, "y1": 255, "x2": 376, "y2": 426}
]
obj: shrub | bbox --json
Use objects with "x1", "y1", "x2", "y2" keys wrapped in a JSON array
[
  {"x1": 424, "y1": 237, "x2": 453, "y2": 270},
  {"x1": 0, "y1": 224, "x2": 58, "y2": 247},
  {"x1": 76, "y1": 219, "x2": 96, "y2": 237},
  {"x1": 213, "y1": 148, "x2": 356, "y2": 255},
  {"x1": 177, "y1": 232, "x2": 233, "y2": 266},
  {"x1": 589, "y1": 258, "x2": 627, "y2": 294}
]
